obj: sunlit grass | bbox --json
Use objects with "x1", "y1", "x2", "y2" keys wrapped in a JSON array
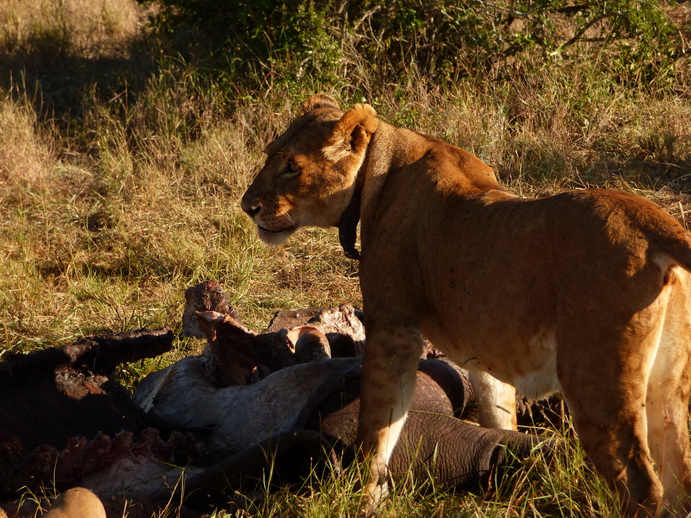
[{"x1": 189, "y1": 420, "x2": 620, "y2": 517}]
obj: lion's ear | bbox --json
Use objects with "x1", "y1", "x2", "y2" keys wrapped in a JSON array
[
  {"x1": 325, "y1": 103, "x2": 379, "y2": 160},
  {"x1": 298, "y1": 94, "x2": 340, "y2": 116},
  {"x1": 338, "y1": 104, "x2": 379, "y2": 136}
]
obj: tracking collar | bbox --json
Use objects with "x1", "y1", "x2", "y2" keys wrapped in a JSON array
[{"x1": 337, "y1": 154, "x2": 369, "y2": 261}]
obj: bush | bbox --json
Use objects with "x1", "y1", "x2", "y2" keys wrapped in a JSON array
[
  {"x1": 154, "y1": 0, "x2": 344, "y2": 92},
  {"x1": 153, "y1": 0, "x2": 679, "y2": 89}
]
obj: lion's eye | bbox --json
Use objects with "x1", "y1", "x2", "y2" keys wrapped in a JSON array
[{"x1": 283, "y1": 161, "x2": 301, "y2": 176}]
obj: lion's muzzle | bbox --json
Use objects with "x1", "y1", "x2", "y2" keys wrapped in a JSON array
[{"x1": 240, "y1": 194, "x2": 260, "y2": 219}]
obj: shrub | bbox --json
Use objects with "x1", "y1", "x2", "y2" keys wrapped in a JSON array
[{"x1": 153, "y1": 0, "x2": 679, "y2": 90}]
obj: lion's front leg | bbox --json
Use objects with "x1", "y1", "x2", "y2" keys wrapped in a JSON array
[{"x1": 356, "y1": 324, "x2": 424, "y2": 511}]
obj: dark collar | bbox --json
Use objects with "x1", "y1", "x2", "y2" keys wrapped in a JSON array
[{"x1": 337, "y1": 155, "x2": 369, "y2": 260}]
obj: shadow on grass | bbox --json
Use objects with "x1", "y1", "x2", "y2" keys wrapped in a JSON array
[
  {"x1": 0, "y1": 29, "x2": 158, "y2": 126},
  {"x1": 500, "y1": 141, "x2": 691, "y2": 196}
]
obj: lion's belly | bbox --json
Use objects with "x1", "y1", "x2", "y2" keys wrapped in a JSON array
[
  {"x1": 420, "y1": 317, "x2": 561, "y2": 399},
  {"x1": 508, "y1": 329, "x2": 561, "y2": 398}
]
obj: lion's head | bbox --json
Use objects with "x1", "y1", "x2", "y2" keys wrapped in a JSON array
[{"x1": 241, "y1": 95, "x2": 378, "y2": 245}]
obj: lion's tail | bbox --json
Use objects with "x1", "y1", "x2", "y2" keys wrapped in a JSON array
[{"x1": 648, "y1": 216, "x2": 691, "y2": 273}]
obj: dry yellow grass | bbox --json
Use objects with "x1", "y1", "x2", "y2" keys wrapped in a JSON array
[
  {"x1": 0, "y1": 0, "x2": 143, "y2": 56},
  {"x1": 0, "y1": 96, "x2": 52, "y2": 188}
]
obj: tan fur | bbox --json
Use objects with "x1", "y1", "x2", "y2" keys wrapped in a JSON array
[
  {"x1": 44, "y1": 487, "x2": 106, "y2": 518},
  {"x1": 241, "y1": 95, "x2": 691, "y2": 516}
]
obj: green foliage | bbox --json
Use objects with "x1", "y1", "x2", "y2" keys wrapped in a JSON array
[
  {"x1": 154, "y1": 0, "x2": 679, "y2": 90},
  {"x1": 153, "y1": 0, "x2": 345, "y2": 91}
]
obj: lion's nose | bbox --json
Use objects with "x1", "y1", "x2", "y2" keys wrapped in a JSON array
[{"x1": 241, "y1": 196, "x2": 261, "y2": 218}]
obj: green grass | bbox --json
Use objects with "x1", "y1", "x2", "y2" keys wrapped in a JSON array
[
  {"x1": 0, "y1": 0, "x2": 689, "y2": 515},
  {"x1": 189, "y1": 420, "x2": 620, "y2": 517}
]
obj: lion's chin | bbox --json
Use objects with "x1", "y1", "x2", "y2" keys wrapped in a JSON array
[{"x1": 257, "y1": 226, "x2": 296, "y2": 246}]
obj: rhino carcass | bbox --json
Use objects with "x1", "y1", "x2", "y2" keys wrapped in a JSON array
[{"x1": 134, "y1": 308, "x2": 552, "y2": 495}]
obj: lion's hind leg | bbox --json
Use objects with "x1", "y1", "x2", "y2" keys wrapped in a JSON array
[
  {"x1": 646, "y1": 274, "x2": 691, "y2": 515},
  {"x1": 557, "y1": 318, "x2": 665, "y2": 517}
]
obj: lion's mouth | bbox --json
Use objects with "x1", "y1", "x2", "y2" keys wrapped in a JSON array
[
  {"x1": 257, "y1": 224, "x2": 296, "y2": 234},
  {"x1": 256, "y1": 224, "x2": 297, "y2": 246}
]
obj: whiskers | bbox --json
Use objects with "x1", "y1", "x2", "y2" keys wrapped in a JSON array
[
  {"x1": 268, "y1": 201, "x2": 296, "y2": 230},
  {"x1": 282, "y1": 211, "x2": 295, "y2": 227}
]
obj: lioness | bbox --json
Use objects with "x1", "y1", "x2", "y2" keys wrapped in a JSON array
[{"x1": 241, "y1": 94, "x2": 691, "y2": 516}]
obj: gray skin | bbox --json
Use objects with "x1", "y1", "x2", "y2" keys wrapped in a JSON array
[
  {"x1": 169, "y1": 359, "x2": 551, "y2": 503},
  {"x1": 307, "y1": 361, "x2": 549, "y2": 490}
]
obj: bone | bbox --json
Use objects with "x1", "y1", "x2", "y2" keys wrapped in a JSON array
[{"x1": 44, "y1": 487, "x2": 106, "y2": 518}]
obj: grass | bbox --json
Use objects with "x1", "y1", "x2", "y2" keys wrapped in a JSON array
[
  {"x1": 192, "y1": 420, "x2": 620, "y2": 517},
  {"x1": 0, "y1": 0, "x2": 689, "y2": 515}
]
